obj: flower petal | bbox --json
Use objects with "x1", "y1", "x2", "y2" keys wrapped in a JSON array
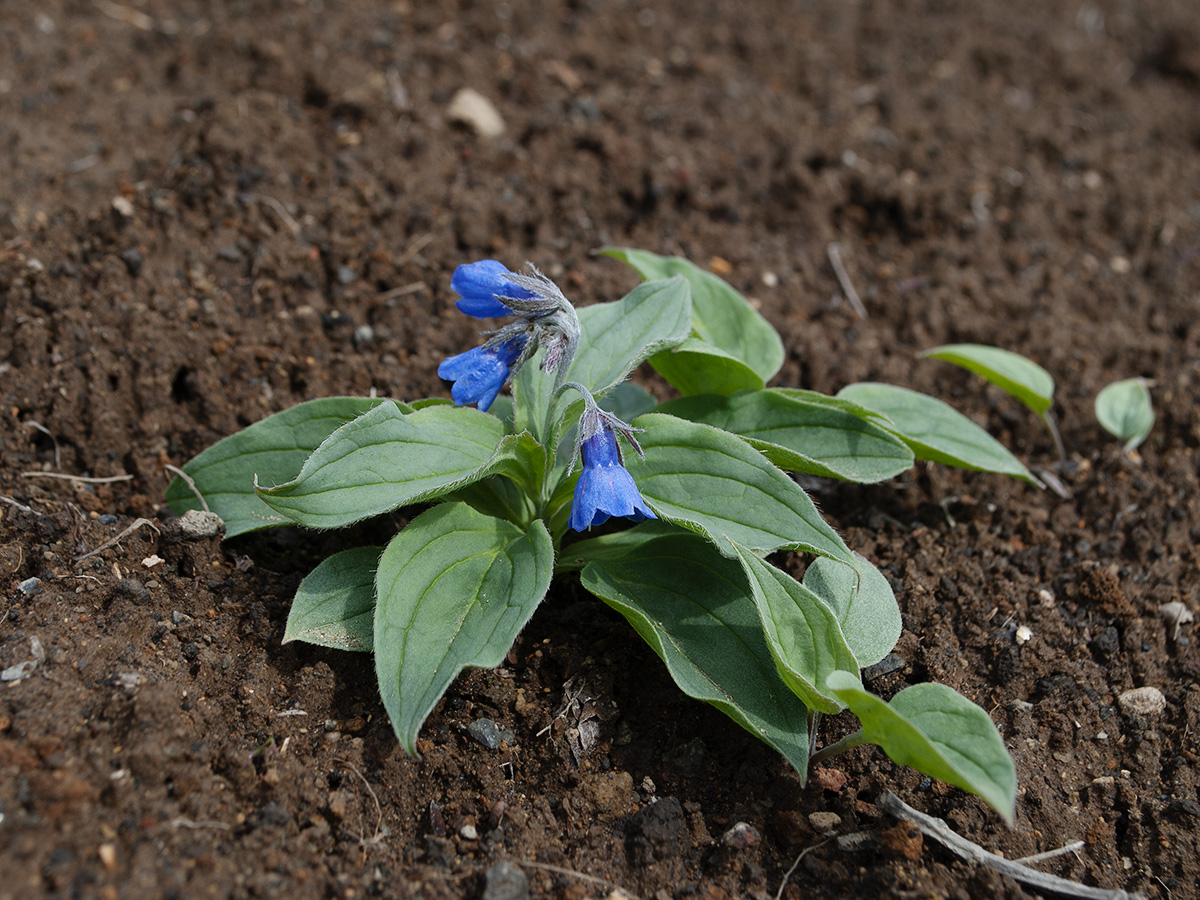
[
  {"x1": 451, "y1": 260, "x2": 536, "y2": 318},
  {"x1": 568, "y1": 427, "x2": 657, "y2": 531}
]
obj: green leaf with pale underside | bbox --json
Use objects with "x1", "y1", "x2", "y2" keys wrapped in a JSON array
[
  {"x1": 658, "y1": 390, "x2": 913, "y2": 483},
  {"x1": 256, "y1": 403, "x2": 536, "y2": 528},
  {"x1": 922, "y1": 344, "x2": 1054, "y2": 416},
  {"x1": 1095, "y1": 378, "x2": 1154, "y2": 451},
  {"x1": 602, "y1": 248, "x2": 784, "y2": 395},
  {"x1": 627, "y1": 413, "x2": 857, "y2": 567},
  {"x1": 580, "y1": 532, "x2": 811, "y2": 775},
  {"x1": 733, "y1": 544, "x2": 859, "y2": 714},
  {"x1": 284, "y1": 546, "x2": 381, "y2": 651},
  {"x1": 803, "y1": 554, "x2": 901, "y2": 669},
  {"x1": 165, "y1": 396, "x2": 392, "y2": 538},
  {"x1": 826, "y1": 671, "x2": 1017, "y2": 824},
  {"x1": 374, "y1": 503, "x2": 553, "y2": 755},
  {"x1": 837, "y1": 383, "x2": 1037, "y2": 484}
]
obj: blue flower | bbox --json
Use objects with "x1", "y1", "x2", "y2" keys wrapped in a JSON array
[
  {"x1": 437, "y1": 335, "x2": 527, "y2": 412},
  {"x1": 451, "y1": 260, "x2": 538, "y2": 318},
  {"x1": 569, "y1": 425, "x2": 656, "y2": 531}
]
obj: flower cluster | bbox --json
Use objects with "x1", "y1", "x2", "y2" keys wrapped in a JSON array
[
  {"x1": 440, "y1": 261, "x2": 655, "y2": 531},
  {"x1": 437, "y1": 260, "x2": 580, "y2": 412}
]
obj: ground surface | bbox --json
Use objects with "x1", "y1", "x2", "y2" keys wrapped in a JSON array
[{"x1": 2, "y1": 1, "x2": 1199, "y2": 898}]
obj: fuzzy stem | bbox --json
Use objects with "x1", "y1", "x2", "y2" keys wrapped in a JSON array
[{"x1": 809, "y1": 729, "x2": 868, "y2": 767}]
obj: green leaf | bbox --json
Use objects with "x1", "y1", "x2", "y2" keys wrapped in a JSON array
[
  {"x1": 922, "y1": 344, "x2": 1054, "y2": 416},
  {"x1": 803, "y1": 555, "x2": 901, "y2": 669},
  {"x1": 165, "y1": 396, "x2": 392, "y2": 538},
  {"x1": 732, "y1": 544, "x2": 859, "y2": 714},
  {"x1": 649, "y1": 338, "x2": 767, "y2": 396},
  {"x1": 837, "y1": 383, "x2": 1037, "y2": 484},
  {"x1": 771, "y1": 388, "x2": 895, "y2": 426},
  {"x1": 445, "y1": 475, "x2": 537, "y2": 526},
  {"x1": 560, "y1": 519, "x2": 689, "y2": 570},
  {"x1": 602, "y1": 247, "x2": 784, "y2": 393},
  {"x1": 627, "y1": 413, "x2": 856, "y2": 566},
  {"x1": 658, "y1": 390, "x2": 913, "y2": 483},
  {"x1": 580, "y1": 532, "x2": 811, "y2": 774},
  {"x1": 514, "y1": 276, "x2": 691, "y2": 440},
  {"x1": 1095, "y1": 378, "x2": 1154, "y2": 451},
  {"x1": 284, "y1": 546, "x2": 381, "y2": 651},
  {"x1": 374, "y1": 503, "x2": 554, "y2": 755},
  {"x1": 256, "y1": 403, "x2": 528, "y2": 529},
  {"x1": 826, "y1": 671, "x2": 1017, "y2": 824}
]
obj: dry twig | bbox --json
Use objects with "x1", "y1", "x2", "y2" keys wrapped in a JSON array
[
  {"x1": 512, "y1": 859, "x2": 641, "y2": 899},
  {"x1": 21, "y1": 471, "x2": 134, "y2": 485},
  {"x1": 163, "y1": 464, "x2": 210, "y2": 513},
  {"x1": 827, "y1": 243, "x2": 868, "y2": 318},
  {"x1": 75, "y1": 517, "x2": 158, "y2": 563},
  {"x1": 877, "y1": 791, "x2": 1144, "y2": 900},
  {"x1": 774, "y1": 838, "x2": 833, "y2": 900}
]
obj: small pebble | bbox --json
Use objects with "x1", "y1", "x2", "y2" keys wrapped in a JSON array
[
  {"x1": 17, "y1": 577, "x2": 41, "y2": 596},
  {"x1": 120, "y1": 248, "x2": 143, "y2": 277},
  {"x1": 460, "y1": 823, "x2": 478, "y2": 840},
  {"x1": 808, "y1": 811, "x2": 842, "y2": 833},
  {"x1": 481, "y1": 860, "x2": 529, "y2": 900},
  {"x1": 169, "y1": 509, "x2": 225, "y2": 541},
  {"x1": 98, "y1": 843, "x2": 117, "y2": 871},
  {"x1": 447, "y1": 88, "x2": 506, "y2": 138},
  {"x1": 1160, "y1": 602, "x2": 1194, "y2": 641},
  {"x1": 721, "y1": 821, "x2": 760, "y2": 849},
  {"x1": 467, "y1": 717, "x2": 502, "y2": 750},
  {"x1": 1117, "y1": 686, "x2": 1166, "y2": 718},
  {"x1": 1015, "y1": 625, "x2": 1033, "y2": 645}
]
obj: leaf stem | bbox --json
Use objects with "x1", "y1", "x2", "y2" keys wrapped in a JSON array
[
  {"x1": 1041, "y1": 410, "x2": 1067, "y2": 470},
  {"x1": 809, "y1": 728, "x2": 868, "y2": 766}
]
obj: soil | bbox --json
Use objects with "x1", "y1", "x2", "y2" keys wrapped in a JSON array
[{"x1": 2, "y1": 1, "x2": 1199, "y2": 898}]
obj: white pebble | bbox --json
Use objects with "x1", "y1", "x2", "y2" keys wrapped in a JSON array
[
  {"x1": 447, "y1": 88, "x2": 506, "y2": 138},
  {"x1": 808, "y1": 811, "x2": 841, "y2": 833},
  {"x1": 1160, "y1": 602, "x2": 1193, "y2": 641},
  {"x1": 459, "y1": 824, "x2": 478, "y2": 841},
  {"x1": 1117, "y1": 686, "x2": 1166, "y2": 718},
  {"x1": 1015, "y1": 625, "x2": 1033, "y2": 645}
]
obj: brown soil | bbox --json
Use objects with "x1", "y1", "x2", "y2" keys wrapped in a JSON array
[{"x1": 2, "y1": 1, "x2": 1199, "y2": 898}]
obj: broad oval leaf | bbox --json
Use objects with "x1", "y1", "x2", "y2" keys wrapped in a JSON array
[
  {"x1": 732, "y1": 543, "x2": 859, "y2": 714},
  {"x1": 826, "y1": 671, "x2": 1017, "y2": 824},
  {"x1": 837, "y1": 383, "x2": 1037, "y2": 485},
  {"x1": 628, "y1": 413, "x2": 856, "y2": 567},
  {"x1": 1095, "y1": 378, "x2": 1154, "y2": 451},
  {"x1": 658, "y1": 390, "x2": 913, "y2": 483},
  {"x1": 165, "y1": 396, "x2": 392, "y2": 538},
  {"x1": 256, "y1": 403, "x2": 523, "y2": 529},
  {"x1": 649, "y1": 338, "x2": 766, "y2": 397},
  {"x1": 374, "y1": 503, "x2": 554, "y2": 755},
  {"x1": 602, "y1": 247, "x2": 785, "y2": 392},
  {"x1": 803, "y1": 554, "x2": 901, "y2": 669},
  {"x1": 514, "y1": 276, "x2": 692, "y2": 440},
  {"x1": 284, "y1": 546, "x2": 381, "y2": 651},
  {"x1": 922, "y1": 344, "x2": 1054, "y2": 416},
  {"x1": 580, "y1": 532, "x2": 811, "y2": 774}
]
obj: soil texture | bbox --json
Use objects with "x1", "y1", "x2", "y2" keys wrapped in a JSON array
[{"x1": 2, "y1": 1, "x2": 1199, "y2": 898}]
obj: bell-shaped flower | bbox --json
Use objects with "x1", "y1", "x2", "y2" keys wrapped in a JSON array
[
  {"x1": 569, "y1": 420, "x2": 656, "y2": 532},
  {"x1": 451, "y1": 260, "x2": 538, "y2": 318},
  {"x1": 437, "y1": 334, "x2": 528, "y2": 412}
]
